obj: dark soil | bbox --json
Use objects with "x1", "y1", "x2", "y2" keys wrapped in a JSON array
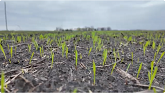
[{"x1": 0, "y1": 31, "x2": 165, "y2": 93}]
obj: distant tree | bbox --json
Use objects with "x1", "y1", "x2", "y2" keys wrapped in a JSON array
[{"x1": 107, "y1": 27, "x2": 111, "y2": 31}]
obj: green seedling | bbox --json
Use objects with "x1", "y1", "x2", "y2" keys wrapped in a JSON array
[
  {"x1": 0, "y1": 44, "x2": 6, "y2": 59},
  {"x1": 88, "y1": 47, "x2": 92, "y2": 56},
  {"x1": 152, "y1": 41, "x2": 155, "y2": 50},
  {"x1": 75, "y1": 50, "x2": 78, "y2": 69},
  {"x1": 148, "y1": 61, "x2": 158, "y2": 90},
  {"x1": 28, "y1": 44, "x2": 31, "y2": 52},
  {"x1": 153, "y1": 52, "x2": 157, "y2": 62},
  {"x1": 10, "y1": 46, "x2": 13, "y2": 58},
  {"x1": 111, "y1": 61, "x2": 116, "y2": 75},
  {"x1": 153, "y1": 87, "x2": 157, "y2": 93},
  {"x1": 51, "y1": 52, "x2": 54, "y2": 69},
  {"x1": 156, "y1": 44, "x2": 161, "y2": 55},
  {"x1": 137, "y1": 62, "x2": 143, "y2": 78},
  {"x1": 102, "y1": 49, "x2": 107, "y2": 66},
  {"x1": 23, "y1": 36, "x2": 25, "y2": 42},
  {"x1": 157, "y1": 51, "x2": 165, "y2": 64},
  {"x1": 29, "y1": 52, "x2": 34, "y2": 64},
  {"x1": 66, "y1": 46, "x2": 68, "y2": 59},
  {"x1": 93, "y1": 60, "x2": 96, "y2": 85},
  {"x1": 17, "y1": 36, "x2": 21, "y2": 43},
  {"x1": 143, "y1": 45, "x2": 146, "y2": 56},
  {"x1": 33, "y1": 40, "x2": 38, "y2": 51},
  {"x1": 9, "y1": 59, "x2": 11, "y2": 63},
  {"x1": 1, "y1": 71, "x2": 5, "y2": 93},
  {"x1": 126, "y1": 63, "x2": 131, "y2": 72},
  {"x1": 72, "y1": 88, "x2": 77, "y2": 93},
  {"x1": 62, "y1": 42, "x2": 66, "y2": 57},
  {"x1": 40, "y1": 47, "x2": 42, "y2": 57},
  {"x1": 117, "y1": 50, "x2": 120, "y2": 60}
]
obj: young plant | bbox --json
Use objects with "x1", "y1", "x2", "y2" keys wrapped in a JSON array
[
  {"x1": 88, "y1": 47, "x2": 92, "y2": 56},
  {"x1": 75, "y1": 50, "x2": 78, "y2": 69},
  {"x1": 148, "y1": 61, "x2": 158, "y2": 90},
  {"x1": 28, "y1": 44, "x2": 31, "y2": 52},
  {"x1": 29, "y1": 52, "x2": 34, "y2": 64},
  {"x1": 126, "y1": 63, "x2": 131, "y2": 72},
  {"x1": 33, "y1": 40, "x2": 38, "y2": 51},
  {"x1": 93, "y1": 59, "x2": 96, "y2": 85},
  {"x1": 156, "y1": 44, "x2": 161, "y2": 55},
  {"x1": 62, "y1": 42, "x2": 66, "y2": 57},
  {"x1": 157, "y1": 51, "x2": 165, "y2": 64},
  {"x1": 102, "y1": 49, "x2": 107, "y2": 66},
  {"x1": 1, "y1": 71, "x2": 5, "y2": 93},
  {"x1": 137, "y1": 62, "x2": 143, "y2": 78},
  {"x1": 72, "y1": 88, "x2": 77, "y2": 93},
  {"x1": 51, "y1": 52, "x2": 54, "y2": 69},
  {"x1": 10, "y1": 46, "x2": 13, "y2": 58},
  {"x1": 152, "y1": 41, "x2": 155, "y2": 50},
  {"x1": 111, "y1": 61, "x2": 116, "y2": 75},
  {"x1": 0, "y1": 44, "x2": 6, "y2": 59},
  {"x1": 40, "y1": 47, "x2": 42, "y2": 57},
  {"x1": 66, "y1": 46, "x2": 68, "y2": 59},
  {"x1": 143, "y1": 45, "x2": 146, "y2": 56}
]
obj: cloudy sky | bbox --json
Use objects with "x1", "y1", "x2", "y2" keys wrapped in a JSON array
[{"x1": 0, "y1": 0, "x2": 165, "y2": 30}]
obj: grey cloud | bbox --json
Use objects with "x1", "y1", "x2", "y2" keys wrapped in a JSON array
[{"x1": 0, "y1": 1, "x2": 165, "y2": 30}]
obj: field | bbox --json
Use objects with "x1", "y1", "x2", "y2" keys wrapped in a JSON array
[{"x1": 0, "y1": 30, "x2": 165, "y2": 93}]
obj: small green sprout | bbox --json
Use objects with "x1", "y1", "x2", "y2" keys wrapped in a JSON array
[
  {"x1": 9, "y1": 59, "x2": 11, "y2": 64},
  {"x1": 153, "y1": 87, "x2": 157, "y2": 93},
  {"x1": 152, "y1": 41, "x2": 155, "y2": 50},
  {"x1": 156, "y1": 44, "x2": 161, "y2": 55},
  {"x1": 93, "y1": 59, "x2": 96, "y2": 85},
  {"x1": 62, "y1": 42, "x2": 66, "y2": 57},
  {"x1": 0, "y1": 44, "x2": 6, "y2": 59},
  {"x1": 157, "y1": 51, "x2": 165, "y2": 64},
  {"x1": 28, "y1": 44, "x2": 31, "y2": 52},
  {"x1": 33, "y1": 40, "x2": 38, "y2": 51},
  {"x1": 111, "y1": 61, "x2": 116, "y2": 75},
  {"x1": 148, "y1": 61, "x2": 158, "y2": 90},
  {"x1": 137, "y1": 62, "x2": 143, "y2": 78},
  {"x1": 72, "y1": 88, "x2": 77, "y2": 93},
  {"x1": 88, "y1": 47, "x2": 92, "y2": 56},
  {"x1": 126, "y1": 63, "x2": 131, "y2": 72},
  {"x1": 29, "y1": 52, "x2": 34, "y2": 64},
  {"x1": 75, "y1": 50, "x2": 78, "y2": 69},
  {"x1": 153, "y1": 52, "x2": 157, "y2": 62},
  {"x1": 102, "y1": 49, "x2": 107, "y2": 66},
  {"x1": 51, "y1": 52, "x2": 54, "y2": 69},
  {"x1": 1, "y1": 71, "x2": 5, "y2": 93},
  {"x1": 40, "y1": 47, "x2": 42, "y2": 57},
  {"x1": 66, "y1": 46, "x2": 68, "y2": 59},
  {"x1": 10, "y1": 46, "x2": 13, "y2": 58},
  {"x1": 143, "y1": 45, "x2": 146, "y2": 56}
]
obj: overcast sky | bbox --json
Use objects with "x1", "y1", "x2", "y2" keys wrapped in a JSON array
[{"x1": 0, "y1": 0, "x2": 165, "y2": 30}]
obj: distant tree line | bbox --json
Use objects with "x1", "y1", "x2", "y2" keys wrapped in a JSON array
[{"x1": 55, "y1": 26, "x2": 111, "y2": 31}]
